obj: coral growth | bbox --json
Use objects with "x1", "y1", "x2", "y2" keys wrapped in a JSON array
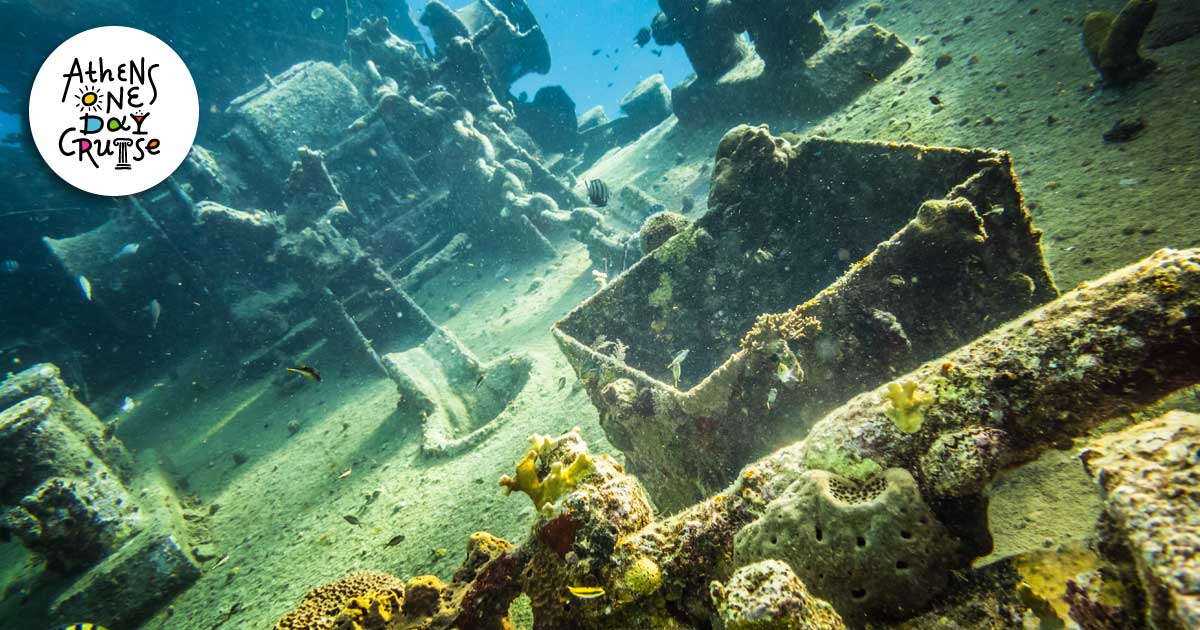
[
  {"x1": 1080, "y1": 410, "x2": 1200, "y2": 628},
  {"x1": 274, "y1": 572, "x2": 406, "y2": 630},
  {"x1": 1012, "y1": 544, "x2": 1114, "y2": 626},
  {"x1": 620, "y1": 555, "x2": 663, "y2": 597},
  {"x1": 332, "y1": 588, "x2": 404, "y2": 630},
  {"x1": 639, "y1": 211, "x2": 691, "y2": 254},
  {"x1": 882, "y1": 379, "x2": 929, "y2": 433},
  {"x1": 710, "y1": 559, "x2": 846, "y2": 630},
  {"x1": 515, "y1": 431, "x2": 655, "y2": 629},
  {"x1": 741, "y1": 311, "x2": 821, "y2": 349},
  {"x1": 499, "y1": 430, "x2": 596, "y2": 514},
  {"x1": 918, "y1": 427, "x2": 1009, "y2": 497},
  {"x1": 401, "y1": 575, "x2": 446, "y2": 619},
  {"x1": 734, "y1": 469, "x2": 957, "y2": 622},
  {"x1": 275, "y1": 533, "x2": 518, "y2": 630}
]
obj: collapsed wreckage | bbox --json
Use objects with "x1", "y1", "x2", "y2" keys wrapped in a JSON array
[
  {"x1": 6, "y1": 1, "x2": 1197, "y2": 629},
  {"x1": 261, "y1": 124, "x2": 1200, "y2": 630}
]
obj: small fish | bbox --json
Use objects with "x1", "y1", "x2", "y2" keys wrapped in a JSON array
[
  {"x1": 775, "y1": 361, "x2": 800, "y2": 385},
  {"x1": 120, "y1": 396, "x2": 137, "y2": 413},
  {"x1": 591, "y1": 48, "x2": 601, "y2": 56},
  {"x1": 586, "y1": 179, "x2": 609, "y2": 207},
  {"x1": 286, "y1": 365, "x2": 321, "y2": 382},
  {"x1": 667, "y1": 348, "x2": 688, "y2": 388},
  {"x1": 1, "y1": 259, "x2": 18, "y2": 273},
  {"x1": 475, "y1": 373, "x2": 486, "y2": 390},
  {"x1": 929, "y1": 95, "x2": 942, "y2": 106},
  {"x1": 766, "y1": 387, "x2": 778, "y2": 410},
  {"x1": 343, "y1": 515, "x2": 361, "y2": 526},
  {"x1": 62, "y1": 624, "x2": 109, "y2": 630},
  {"x1": 338, "y1": 468, "x2": 353, "y2": 479},
  {"x1": 385, "y1": 534, "x2": 406, "y2": 547},
  {"x1": 557, "y1": 376, "x2": 568, "y2": 390},
  {"x1": 147, "y1": 299, "x2": 162, "y2": 329},
  {"x1": 753, "y1": 248, "x2": 774, "y2": 264},
  {"x1": 111, "y1": 242, "x2": 140, "y2": 260},
  {"x1": 566, "y1": 585, "x2": 606, "y2": 599},
  {"x1": 651, "y1": 49, "x2": 663, "y2": 57},
  {"x1": 635, "y1": 27, "x2": 652, "y2": 47},
  {"x1": 78, "y1": 275, "x2": 92, "y2": 301},
  {"x1": 310, "y1": 6, "x2": 324, "y2": 19},
  {"x1": 215, "y1": 554, "x2": 231, "y2": 568}
]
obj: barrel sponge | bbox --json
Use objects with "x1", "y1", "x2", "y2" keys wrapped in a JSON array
[
  {"x1": 274, "y1": 571, "x2": 406, "y2": 630},
  {"x1": 732, "y1": 468, "x2": 957, "y2": 623},
  {"x1": 640, "y1": 211, "x2": 692, "y2": 254},
  {"x1": 710, "y1": 559, "x2": 846, "y2": 630}
]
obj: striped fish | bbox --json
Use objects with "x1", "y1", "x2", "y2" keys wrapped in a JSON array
[
  {"x1": 586, "y1": 179, "x2": 609, "y2": 207},
  {"x1": 566, "y1": 585, "x2": 606, "y2": 599},
  {"x1": 63, "y1": 624, "x2": 109, "y2": 630}
]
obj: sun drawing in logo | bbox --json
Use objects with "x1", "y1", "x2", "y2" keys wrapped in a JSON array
[{"x1": 76, "y1": 86, "x2": 101, "y2": 112}]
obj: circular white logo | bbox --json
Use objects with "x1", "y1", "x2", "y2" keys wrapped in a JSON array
[{"x1": 29, "y1": 26, "x2": 199, "y2": 197}]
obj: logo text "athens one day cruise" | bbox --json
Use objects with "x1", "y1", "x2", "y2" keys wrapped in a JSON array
[
  {"x1": 30, "y1": 26, "x2": 198, "y2": 197},
  {"x1": 60, "y1": 56, "x2": 161, "y2": 169}
]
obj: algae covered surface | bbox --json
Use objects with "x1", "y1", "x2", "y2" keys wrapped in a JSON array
[{"x1": 0, "y1": 0, "x2": 1198, "y2": 629}]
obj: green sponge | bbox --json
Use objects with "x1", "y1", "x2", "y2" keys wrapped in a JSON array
[{"x1": 1083, "y1": 0, "x2": 1158, "y2": 85}]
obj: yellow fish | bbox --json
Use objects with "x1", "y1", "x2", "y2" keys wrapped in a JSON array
[
  {"x1": 286, "y1": 365, "x2": 321, "y2": 382},
  {"x1": 566, "y1": 585, "x2": 606, "y2": 599},
  {"x1": 64, "y1": 624, "x2": 109, "y2": 630}
]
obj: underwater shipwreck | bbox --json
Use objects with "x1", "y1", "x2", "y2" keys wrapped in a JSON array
[{"x1": 1, "y1": 0, "x2": 1199, "y2": 630}]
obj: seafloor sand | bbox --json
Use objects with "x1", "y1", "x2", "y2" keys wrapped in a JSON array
[{"x1": 4, "y1": 1, "x2": 1196, "y2": 628}]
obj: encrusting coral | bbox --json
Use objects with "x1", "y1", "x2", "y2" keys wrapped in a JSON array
[
  {"x1": 639, "y1": 211, "x2": 692, "y2": 254},
  {"x1": 1080, "y1": 410, "x2": 1200, "y2": 628},
  {"x1": 274, "y1": 572, "x2": 406, "y2": 630},
  {"x1": 273, "y1": 533, "x2": 520, "y2": 630},
  {"x1": 332, "y1": 588, "x2": 404, "y2": 630},
  {"x1": 710, "y1": 560, "x2": 846, "y2": 630}
]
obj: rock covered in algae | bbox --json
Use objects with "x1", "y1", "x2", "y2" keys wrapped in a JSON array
[
  {"x1": 274, "y1": 572, "x2": 406, "y2": 630},
  {"x1": 710, "y1": 560, "x2": 845, "y2": 630},
  {"x1": 733, "y1": 468, "x2": 957, "y2": 622},
  {"x1": 639, "y1": 210, "x2": 692, "y2": 254},
  {"x1": 510, "y1": 430, "x2": 657, "y2": 629},
  {"x1": 1081, "y1": 410, "x2": 1200, "y2": 629},
  {"x1": 919, "y1": 426, "x2": 1010, "y2": 497}
]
